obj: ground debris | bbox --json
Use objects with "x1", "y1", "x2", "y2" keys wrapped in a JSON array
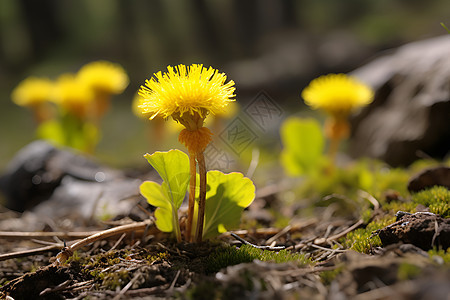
[{"x1": 377, "y1": 212, "x2": 450, "y2": 250}]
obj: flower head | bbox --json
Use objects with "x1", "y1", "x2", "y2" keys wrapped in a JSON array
[
  {"x1": 53, "y1": 74, "x2": 94, "y2": 119},
  {"x1": 138, "y1": 64, "x2": 235, "y2": 120},
  {"x1": 301, "y1": 74, "x2": 373, "y2": 118},
  {"x1": 77, "y1": 61, "x2": 129, "y2": 95},
  {"x1": 11, "y1": 77, "x2": 54, "y2": 107}
]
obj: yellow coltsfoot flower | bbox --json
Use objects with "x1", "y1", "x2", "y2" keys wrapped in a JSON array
[
  {"x1": 138, "y1": 64, "x2": 235, "y2": 154},
  {"x1": 12, "y1": 77, "x2": 54, "y2": 107},
  {"x1": 78, "y1": 61, "x2": 129, "y2": 118},
  {"x1": 137, "y1": 63, "x2": 235, "y2": 243},
  {"x1": 77, "y1": 60, "x2": 129, "y2": 95},
  {"x1": 54, "y1": 74, "x2": 94, "y2": 119},
  {"x1": 301, "y1": 73, "x2": 373, "y2": 119},
  {"x1": 301, "y1": 73, "x2": 374, "y2": 164},
  {"x1": 11, "y1": 77, "x2": 55, "y2": 123},
  {"x1": 138, "y1": 64, "x2": 235, "y2": 121}
]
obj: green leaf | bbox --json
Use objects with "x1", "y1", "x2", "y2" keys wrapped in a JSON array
[
  {"x1": 144, "y1": 150, "x2": 190, "y2": 209},
  {"x1": 140, "y1": 181, "x2": 173, "y2": 232},
  {"x1": 202, "y1": 171, "x2": 255, "y2": 239},
  {"x1": 280, "y1": 117, "x2": 324, "y2": 176},
  {"x1": 36, "y1": 120, "x2": 66, "y2": 146},
  {"x1": 37, "y1": 117, "x2": 99, "y2": 152},
  {"x1": 140, "y1": 150, "x2": 190, "y2": 239}
]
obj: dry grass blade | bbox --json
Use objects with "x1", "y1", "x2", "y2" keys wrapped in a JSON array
[
  {"x1": 54, "y1": 219, "x2": 154, "y2": 265},
  {"x1": 0, "y1": 231, "x2": 100, "y2": 240},
  {"x1": 0, "y1": 243, "x2": 63, "y2": 262},
  {"x1": 314, "y1": 219, "x2": 364, "y2": 245}
]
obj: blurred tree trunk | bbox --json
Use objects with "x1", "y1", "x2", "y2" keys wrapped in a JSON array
[{"x1": 19, "y1": 0, "x2": 63, "y2": 60}]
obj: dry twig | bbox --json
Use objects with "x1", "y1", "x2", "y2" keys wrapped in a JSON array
[{"x1": 53, "y1": 219, "x2": 154, "y2": 265}]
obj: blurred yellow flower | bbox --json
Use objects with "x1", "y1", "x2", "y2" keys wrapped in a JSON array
[
  {"x1": 301, "y1": 74, "x2": 373, "y2": 117},
  {"x1": 54, "y1": 74, "x2": 94, "y2": 119},
  {"x1": 11, "y1": 77, "x2": 54, "y2": 107},
  {"x1": 77, "y1": 60, "x2": 129, "y2": 94},
  {"x1": 138, "y1": 64, "x2": 235, "y2": 120}
]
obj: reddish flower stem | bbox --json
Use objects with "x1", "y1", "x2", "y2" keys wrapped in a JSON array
[
  {"x1": 195, "y1": 152, "x2": 207, "y2": 243},
  {"x1": 186, "y1": 152, "x2": 197, "y2": 242}
]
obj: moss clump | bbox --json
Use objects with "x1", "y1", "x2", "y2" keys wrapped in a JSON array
[
  {"x1": 69, "y1": 248, "x2": 170, "y2": 290},
  {"x1": 205, "y1": 244, "x2": 312, "y2": 273},
  {"x1": 147, "y1": 251, "x2": 170, "y2": 263},
  {"x1": 428, "y1": 249, "x2": 450, "y2": 264},
  {"x1": 98, "y1": 269, "x2": 130, "y2": 290},
  {"x1": 341, "y1": 216, "x2": 396, "y2": 253},
  {"x1": 411, "y1": 186, "x2": 450, "y2": 217},
  {"x1": 382, "y1": 201, "x2": 417, "y2": 215}
]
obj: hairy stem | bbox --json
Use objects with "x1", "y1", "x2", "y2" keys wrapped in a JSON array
[
  {"x1": 195, "y1": 151, "x2": 207, "y2": 243},
  {"x1": 328, "y1": 136, "x2": 341, "y2": 164},
  {"x1": 186, "y1": 152, "x2": 197, "y2": 242}
]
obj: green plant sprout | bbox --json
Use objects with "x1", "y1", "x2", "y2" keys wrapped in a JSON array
[
  {"x1": 301, "y1": 74, "x2": 374, "y2": 164},
  {"x1": 137, "y1": 64, "x2": 253, "y2": 243},
  {"x1": 281, "y1": 74, "x2": 374, "y2": 176},
  {"x1": 11, "y1": 61, "x2": 129, "y2": 153},
  {"x1": 140, "y1": 150, "x2": 255, "y2": 242}
]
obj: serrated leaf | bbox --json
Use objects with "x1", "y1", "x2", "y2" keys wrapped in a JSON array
[
  {"x1": 202, "y1": 171, "x2": 255, "y2": 239},
  {"x1": 280, "y1": 117, "x2": 324, "y2": 176}
]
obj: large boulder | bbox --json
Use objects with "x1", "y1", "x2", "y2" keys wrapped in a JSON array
[{"x1": 350, "y1": 35, "x2": 450, "y2": 166}]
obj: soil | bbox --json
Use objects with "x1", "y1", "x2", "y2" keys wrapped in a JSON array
[
  {"x1": 1, "y1": 201, "x2": 449, "y2": 300},
  {"x1": 1, "y1": 160, "x2": 449, "y2": 299}
]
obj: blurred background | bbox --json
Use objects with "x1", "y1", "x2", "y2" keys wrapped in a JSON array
[{"x1": 0, "y1": 0, "x2": 449, "y2": 171}]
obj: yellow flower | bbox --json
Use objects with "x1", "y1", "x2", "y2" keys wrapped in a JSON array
[
  {"x1": 138, "y1": 64, "x2": 236, "y2": 243},
  {"x1": 138, "y1": 64, "x2": 235, "y2": 120},
  {"x1": 301, "y1": 73, "x2": 373, "y2": 117},
  {"x1": 53, "y1": 74, "x2": 94, "y2": 119},
  {"x1": 77, "y1": 60, "x2": 129, "y2": 94},
  {"x1": 11, "y1": 77, "x2": 54, "y2": 107}
]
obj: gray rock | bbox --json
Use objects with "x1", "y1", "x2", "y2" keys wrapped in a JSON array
[
  {"x1": 350, "y1": 35, "x2": 450, "y2": 166},
  {"x1": 0, "y1": 141, "x2": 148, "y2": 220}
]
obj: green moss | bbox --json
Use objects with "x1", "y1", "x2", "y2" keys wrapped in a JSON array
[
  {"x1": 428, "y1": 249, "x2": 450, "y2": 264},
  {"x1": 361, "y1": 208, "x2": 373, "y2": 223},
  {"x1": 147, "y1": 251, "x2": 170, "y2": 263},
  {"x1": 341, "y1": 216, "x2": 396, "y2": 253},
  {"x1": 205, "y1": 244, "x2": 312, "y2": 273},
  {"x1": 294, "y1": 159, "x2": 413, "y2": 219},
  {"x1": 411, "y1": 186, "x2": 450, "y2": 217},
  {"x1": 98, "y1": 269, "x2": 130, "y2": 290},
  {"x1": 69, "y1": 248, "x2": 169, "y2": 291},
  {"x1": 382, "y1": 201, "x2": 417, "y2": 215}
]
